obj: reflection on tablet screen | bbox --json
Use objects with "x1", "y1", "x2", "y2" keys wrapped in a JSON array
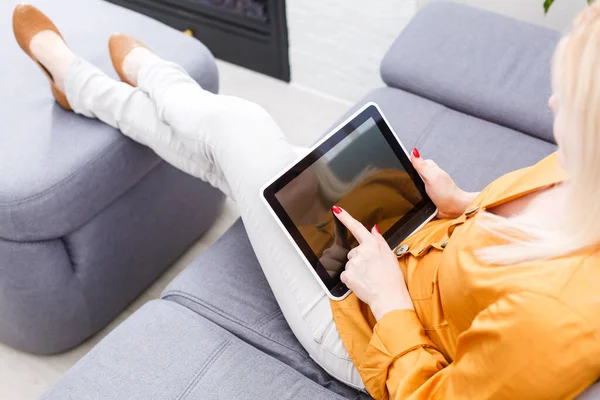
[{"x1": 275, "y1": 118, "x2": 423, "y2": 280}]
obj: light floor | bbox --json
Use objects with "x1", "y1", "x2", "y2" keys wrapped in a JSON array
[{"x1": 0, "y1": 60, "x2": 355, "y2": 400}]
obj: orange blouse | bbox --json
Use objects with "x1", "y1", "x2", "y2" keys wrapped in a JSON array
[{"x1": 331, "y1": 153, "x2": 600, "y2": 399}]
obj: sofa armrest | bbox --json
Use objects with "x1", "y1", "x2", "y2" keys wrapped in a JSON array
[{"x1": 381, "y1": 1, "x2": 559, "y2": 143}]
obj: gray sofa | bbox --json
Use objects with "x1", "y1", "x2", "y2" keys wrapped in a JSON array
[
  {"x1": 0, "y1": 0, "x2": 224, "y2": 355},
  {"x1": 39, "y1": 2, "x2": 600, "y2": 399}
]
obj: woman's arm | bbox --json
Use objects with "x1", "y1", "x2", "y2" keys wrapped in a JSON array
[
  {"x1": 446, "y1": 189, "x2": 480, "y2": 217},
  {"x1": 333, "y1": 208, "x2": 600, "y2": 399},
  {"x1": 360, "y1": 292, "x2": 600, "y2": 400}
]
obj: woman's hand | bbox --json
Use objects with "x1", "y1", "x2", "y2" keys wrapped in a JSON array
[
  {"x1": 332, "y1": 206, "x2": 413, "y2": 320},
  {"x1": 320, "y1": 243, "x2": 349, "y2": 277},
  {"x1": 410, "y1": 148, "x2": 478, "y2": 219}
]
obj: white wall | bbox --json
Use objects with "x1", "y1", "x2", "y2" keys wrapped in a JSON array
[
  {"x1": 286, "y1": 0, "x2": 588, "y2": 104},
  {"x1": 286, "y1": 0, "x2": 417, "y2": 104},
  {"x1": 417, "y1": 0, "x2": 587, "y2": 30}
]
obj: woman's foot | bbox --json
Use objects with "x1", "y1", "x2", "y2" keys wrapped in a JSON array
[
  {"x1": 109, "y1": 34, "x2": 159, "y2": 86},
  {"x1": 29, "y1": 31, "x2": 74, "y2": 92},
  {"x1": 12, "y1": 4, "x2": 74, "y2": 111}
]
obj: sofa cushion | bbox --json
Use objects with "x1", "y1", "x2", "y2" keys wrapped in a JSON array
[
  {"x1": 0, "y1": 0, "x2": 219, "y2": 241},
  {"x1": 162, "y1": 219, "x2": 368, "y2": 400},
  {"x1": 381, "y1": 1, "x2": 559, "y2": 143},
  {"x1": 337, "y1": 87, "x2": 557, "y2": 192},
  {"x1": 40, "y1": 300, "x2": 348, "y2": 400}
]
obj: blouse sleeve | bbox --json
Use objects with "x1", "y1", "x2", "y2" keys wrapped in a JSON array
[{"x1": 358, "y1": 292, "x2": 600, "y2": 400}]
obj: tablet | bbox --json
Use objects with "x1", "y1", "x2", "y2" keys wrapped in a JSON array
[{"x1": 261, "y1": 103, "x2": 437, "y2": 300}]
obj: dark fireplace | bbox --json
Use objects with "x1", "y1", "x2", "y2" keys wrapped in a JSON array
[
  {"x1": 194, "y1": 0, "x2": 269, "y2": 22},
  {"x1": 106, "y1": 0, "x2": 290, "y2": 81}
]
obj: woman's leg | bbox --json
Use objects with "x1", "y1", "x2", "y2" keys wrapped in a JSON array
[
  {"x1": 64, "y1": 57, "x2": 231, "y2": 196},
  {"x1": 63, "y1": 55, "x2": 364, "y2": 388}
]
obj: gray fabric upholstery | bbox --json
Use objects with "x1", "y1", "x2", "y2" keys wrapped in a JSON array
[
  {"x1": 0, "y1": 0, "x2": 219, "y2": 241},
  {"x1": 381, "y1": 1, "x2": 559, "y2": 143},
  {"x1": 163, "y1": 219, "x2": 368, "y2": 400},
  {"x1": 40, "y1": 300, "x2": 347, "y2": 400},
  {"x1": 0, "y1": 0, "x2": 225, "y2": 354}
]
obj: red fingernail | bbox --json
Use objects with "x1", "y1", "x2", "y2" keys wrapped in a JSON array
[
  {"x1": 412, "y1": 148, "x2": 420, "y2": 158},
  {"x1": 332, "y1": 205, "x2": 342, "y2": 214},
  {"x1": 374, "y1": 224, "x2": 381, "y2": 234}
]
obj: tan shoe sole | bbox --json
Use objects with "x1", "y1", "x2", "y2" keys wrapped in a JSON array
[
  {"x1": 12, "y1": 4, "x2": 71, "y2": 111},
  {"x1": 109, "y1": 34, "x2": 147, "y2": 87}
]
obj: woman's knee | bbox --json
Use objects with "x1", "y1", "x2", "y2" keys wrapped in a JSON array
[
  {"x1": 308, "y1": 343, "x2": 364, "y2": 390},
  {"x1": 212, "y1": 96, "x2": 276, "y2": 130}
]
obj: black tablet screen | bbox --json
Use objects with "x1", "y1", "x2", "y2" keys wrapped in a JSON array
[{"x1": 273, "y1": 114, "x2": 429, "y2": 285}]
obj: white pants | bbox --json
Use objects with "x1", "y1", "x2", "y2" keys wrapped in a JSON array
[{"x1": 64, "y1": 57, "x2": 364, "y2": 389}]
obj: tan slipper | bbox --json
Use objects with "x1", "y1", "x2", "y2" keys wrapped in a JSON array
[
  {"x1": 108, "y1": 33, "x2": 148, "y2": 87},
  {"x1": 12, "y1": 4, "x2": 71, "y2": 111}
]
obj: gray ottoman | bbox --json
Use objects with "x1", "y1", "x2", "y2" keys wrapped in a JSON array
[{"x1": 0, "y1": 0, "x2": 224, "y2": 354}]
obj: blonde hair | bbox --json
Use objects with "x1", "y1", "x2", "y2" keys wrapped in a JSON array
[{"x1": 477, "y1": 4, "x2": 600, "y2": 265}]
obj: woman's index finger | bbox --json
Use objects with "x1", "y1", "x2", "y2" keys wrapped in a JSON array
[{"x1": 332, "y1": 206, "x2": 372, "y2": 244}]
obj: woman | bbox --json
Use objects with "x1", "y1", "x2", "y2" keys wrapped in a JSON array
[{"x1": 13, "y1": 3, "x2": 600, "y2": 398}]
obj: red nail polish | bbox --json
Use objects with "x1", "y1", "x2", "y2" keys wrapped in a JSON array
[
  {"x1": 332, "y1": 205, "x2": 342, "y2": 214},
  {"x1": 374, "y1": 224, "x2": 381, "y2": 234},
  {"x1": 412, "y1": 148, "x2": 420, "y2": 158}
]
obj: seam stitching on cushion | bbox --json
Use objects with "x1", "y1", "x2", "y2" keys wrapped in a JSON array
[
  {"x1": 3, "y1": 160, "x2": 165, "y2": 242},
  {"x1": 0, "y1": 236, "x2": 79, "y2": 274},
  {"x1": 163, "y1": 296, "x2": 360, "y2": 390},
  {"x1": 413, "y1": 106, "x2": 450, "y2": 149},
  {"x1": 59, "y1": 237, "x2": 76, "y2": 273},
  {"x1": 0, "y1": 138, "x2": 157, "y2": 208},
  {"x1": 0, "y1": 237, "x2": 60, "y2": 246},
  {"x1": 165, "y1": 290, "x2": 355, "y2": 363},
  {"x1": 176, "y1": 340, "x2": 231, "y2": 400},
  {"x1": 163, "y1": 291, "x2": 313, "y2": 358},
  {"x1": 386, "y1": 82, "x2": 556, "y2": 144},
  {"x1": 254, "y1": 308, "x2": 284, "y2": 328},
  {"x1": 55, "y1": 160, "x2": 164, "y2": 237},
  {"x1": 58, "y1": 236, "x2": 94, "y2": 335},
  {"x1": 168, "y1": 299, "x2": 358, "y2": 397},
  {"x1": 164, "y1": 291, "x2": 298, "y2": 350},
  {"x1": 164, "y1": 290, "x2": 251, "y2": 326},
  {"x1": 8, "y1": 205, "x2": 16, "y2": 240},
  {"x1": 1, "y1": 139, "x2": 127, "y2": 207}
]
